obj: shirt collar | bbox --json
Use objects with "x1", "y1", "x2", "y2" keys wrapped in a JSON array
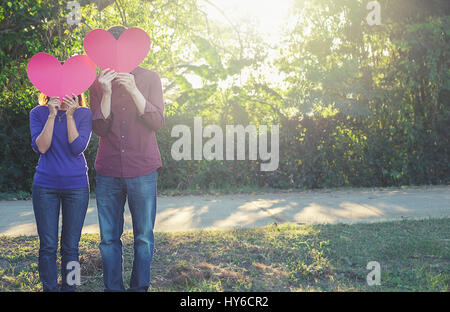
[{"x1": 131, "y1": 67, "x2": 141, "y2": 75}]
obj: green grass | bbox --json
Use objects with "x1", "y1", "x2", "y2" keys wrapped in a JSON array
[{"x1": 0, "y1": 218, "x2": 449, "y2": 292}]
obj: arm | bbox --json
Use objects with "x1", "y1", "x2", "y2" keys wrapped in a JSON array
[
  {"x1": 100, "y1": 90, "x2": 113, "y2": 119},
  {"x1": 63, "y1": 94, "x2": 92, "y2": 155},
  {"x1": 64, "y1": 94, "x2": 80, "y2": 144},
  {"x1": 116, "y1": 71, "x2": 165, "y2": 132},
  {"x1": 68, "y1": 109, "x2": 92, "y2": 155},
  {"x1": 31, "y1": 98, "x2": 60, "y2": 154},
  {"x1": 67, "y1": 114, "x2": 79, "y2": 144},
  {"x1": 91, "y1": 69, "x2": 117, "y2": 137},
  {"x1": 129, "y1": 85, "x2": 147, "y2": 116},
  {"x1": 139, "y1": 71, "x2": 165, "y2": 131},
  {"x1": 31, "y1": 112, "x2": 55, "y2": 154}
]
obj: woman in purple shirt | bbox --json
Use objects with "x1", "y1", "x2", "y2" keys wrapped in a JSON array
[{"x1": 29, "y1": 92, "x2": 92, "y2": 292}]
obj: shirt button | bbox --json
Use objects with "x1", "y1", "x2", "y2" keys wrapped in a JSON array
[
  {"x1": 121, "y1": 135, "x2": 125, "y2": 139},
  {"x1": 121, "y1": 149, "x2": 125, "y2": 153},
  {"x1": 122, "y1": 107, "x2": 126, "y2": 111},
  {"x1": 122, "y1": 120, "x2": 126, "y2": 124}
]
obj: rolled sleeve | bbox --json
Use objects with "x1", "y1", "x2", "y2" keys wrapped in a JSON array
[
  {"x1": 31, "y1": 137, "x2": 41, "y2": 154},
  {"x1": 29, "y1": 107, "x2": 45, "y2": 154},
  {"x1": 139, "y1": 71, "x2": 165, "y2": 132},
  {"x1": 92, "y1": 105, "x2": 111, "y2": 120},
  {"x1": 69, "y1": 108, "x2": 92, "y2": 155},
  {"x1": 143, "y1": 100, "x2": 158, "y2": 113},
  {"x1": 69, "y1": 135, "x2": 86, "y2": 155}
]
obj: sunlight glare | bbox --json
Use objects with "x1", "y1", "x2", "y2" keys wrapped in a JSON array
[{"x1": 203, "y1": 0, "x2": 294, "y2": 43}]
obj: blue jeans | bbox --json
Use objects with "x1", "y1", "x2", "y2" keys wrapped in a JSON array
[
  {"x1": 32, "y1": 184, "x2": 89, "y2": 292},
  {"x1": 96, "y1": 170, "x2": 157, "y2": 292}
]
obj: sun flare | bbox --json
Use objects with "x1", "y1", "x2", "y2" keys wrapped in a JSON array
[{"x1": 202, "y1": 0, "x2": 294, "y2": 42}]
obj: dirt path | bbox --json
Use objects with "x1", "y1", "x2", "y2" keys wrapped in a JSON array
[{"x1": 0, "y1": 186, "x2": 449, "y2": 236}]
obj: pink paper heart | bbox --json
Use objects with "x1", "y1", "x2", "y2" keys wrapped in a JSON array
[
  {"x1": 83, "y1": 28, "x2": 151, "y2": 73},
  {"x1": 27, "y1": 53, "x2": 97, "y2": 102}
]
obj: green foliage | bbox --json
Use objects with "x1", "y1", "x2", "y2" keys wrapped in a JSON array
[{"x1": 0, "y1": 0, "x2": 449, "y2": 194}]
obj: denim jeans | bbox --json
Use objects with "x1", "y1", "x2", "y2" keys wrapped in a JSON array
[
  {"x1": 32, "y1": 184, "x2": 89, "y2": 292},
  {"x1": 96, "y1": 170, "x2": 157, "y2": 292}
]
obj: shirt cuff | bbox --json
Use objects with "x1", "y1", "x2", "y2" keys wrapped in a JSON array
[
  {"x1": 92, "y1": 108, "x2": 111, "y2": 121},
  {"x1": 69, "y1": 136, "x2": 84, "y2": 155},
  {"x1": 31, "y1": 141, "x2": 41, "y2": 154},
  {"x1": 141, "y1": 100, "x2": 158, "y2": 116}
]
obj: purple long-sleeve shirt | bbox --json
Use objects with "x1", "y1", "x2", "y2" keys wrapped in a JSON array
[
  {"x1": 90, "y1": 66, "x2": 164, "y2": 178},
  {"x1": 29, "y1": 105, "x2": 92, "y2": 189}
]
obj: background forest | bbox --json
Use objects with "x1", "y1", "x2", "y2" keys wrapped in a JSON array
[{"x1": 0, "y1": 0, "x2": 449, "y2": 196}]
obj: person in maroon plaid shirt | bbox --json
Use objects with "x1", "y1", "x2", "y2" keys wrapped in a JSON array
[{"x1": 89, "y1": 26, "x2": 164, "y2": 292}]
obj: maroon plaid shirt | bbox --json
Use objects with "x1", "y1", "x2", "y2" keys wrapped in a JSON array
[{"x1": 90, "y1": 67, "x2": 164, "y2": 178}]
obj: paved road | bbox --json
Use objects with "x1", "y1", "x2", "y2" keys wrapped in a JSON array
[{"x1": 0, "y1": 186, "x2": 449, "y2": 236}]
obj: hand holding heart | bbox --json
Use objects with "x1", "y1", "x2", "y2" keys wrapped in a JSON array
[
  {"x1": 98, "y1": 68, "x2": 137, "y2": 94},
  {"x1": 62, "y1": 94, "x2": 80, "y2": 117},
  {"x1": 115, "y1": 73, "x2": 137, "y2": 93},
  {"x1": 47, "y1": 97, "x2": 61, "y2": 117},
  {"x1": 98, "y1": 68, "x2": 118, "y2": 94}
]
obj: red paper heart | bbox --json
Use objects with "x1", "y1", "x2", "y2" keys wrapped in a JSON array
[
  {"x1": 27, "y1": 53, "x2": 97, "y2": 102},
  {"x1": 83, "y1": 28, "x2": 151, "y2": 73}
]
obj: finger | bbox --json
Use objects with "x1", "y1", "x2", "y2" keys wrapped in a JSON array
[
  {"x1": 62, "y1": 98, "x2": 73, "y2": 105},
  {"x1": 104, "y1": 76, "x2": 117, "y2": 83},
  {"x1": 103, "y1": 73, "x2": 117, "y2": 82},
  {"x1": 102, "y1": 77, "x2": 115, "y2": 84},
  {"x1": 72, "y1": 94, "x2": 79, "y2": 104},
  {"x1": 63, "y1": 95, "x2": 74, "y2": 102},
  {"x1": 105, "y1": 69, "x2": 117, "y2": 77},
  {"x1": 99, "y1": 69, "x2": 113, "y2": 79},
  {"x1": 104, "y1": 75, "x2": 118, "y2": 83},
  {"x1": 62, "y1": 98, "x2": 75, "y2": 107},
  {"x1": 117, "y1": 72, "x2": 131, "y2": 77},
  {"x1": 105, "y1": 71, "x2": 118, "y2": 78},
  {"x1": 66, "y1": 94, "x2": 76, "y2": 103},
  {"x1": 115, "y1": 77, "x2": 129, "y2": 81},
  {"x1": 62, "y1": 100, "x2": 72, "y2": 107},
  {"x1": 100, "y1": 68, "x2": 112, "y2": 77},
  {"x1": 67, "y1": 100, "x2": 77, "y2": 107}
]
